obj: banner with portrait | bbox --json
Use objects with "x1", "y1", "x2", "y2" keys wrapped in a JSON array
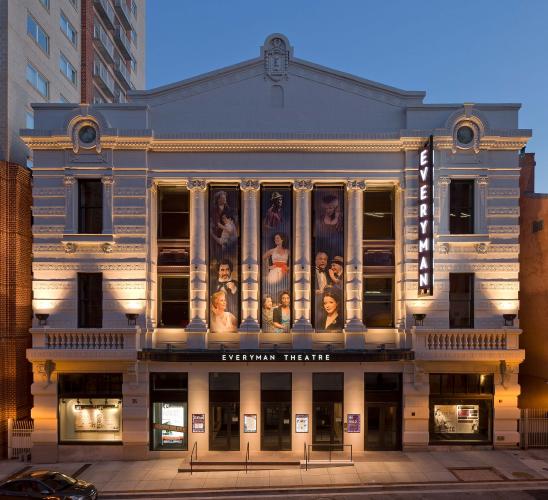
[
  {"x1": 312, "y1": 186, "x2": 345, "y2": 332},
  {"x1": 260, "y1": 186, "x2": 292, "y2": 333},
  {"x1": 209, "y1": 186, "x2": 240, "y2": 333}
]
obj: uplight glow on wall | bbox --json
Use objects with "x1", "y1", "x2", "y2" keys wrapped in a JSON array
[{"x1": 418, "y1": 136, "x2": 434, "y2": 296}]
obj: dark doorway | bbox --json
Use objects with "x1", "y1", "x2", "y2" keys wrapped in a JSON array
[
  {"x1": 261, "y1": 373, "x2": 291, "y2": 450},
  {"x1": 209, "y1": 373, "x2": 240, "y2": 451},
  {"x1": 313, "y1": 373, "x2": 343, "y2": 450},
  {"x1": 365, "y1": 373, "x2": 402, "y2": 451}
]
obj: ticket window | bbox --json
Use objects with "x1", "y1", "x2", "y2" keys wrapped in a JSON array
[{"x1": 150, "y1": 373, "x2": 188, "y2": 450}]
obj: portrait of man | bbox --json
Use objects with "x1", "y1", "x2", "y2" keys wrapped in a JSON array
[
  {"x1": 264, "y1": 191, "x2": 284, "y2": 229},
  {"x1": 213, "y1": 259, "x2": 238, "y2": 315}
]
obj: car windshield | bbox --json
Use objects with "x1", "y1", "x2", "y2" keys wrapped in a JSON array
[{"x1": 41, "y1": 472, "x2": 77, "y2": 490}]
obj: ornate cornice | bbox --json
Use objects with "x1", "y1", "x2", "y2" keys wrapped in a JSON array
[
  {"x1": 293, "y1": 179, "x2": 313, "y2": 191},
  {"x1": 346, "y1": 179, "x2": 366, "y2": 191},
  {"x1": 187, "y1": 179, "x2": 207, "y2": 191},
  {"x1": 240, "y1": 179, "x2": 260, "y2": 191}
]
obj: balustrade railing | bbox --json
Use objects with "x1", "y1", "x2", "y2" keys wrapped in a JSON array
[{"x1": 30, "y1": 328, "x2": 139, "y2": 351}]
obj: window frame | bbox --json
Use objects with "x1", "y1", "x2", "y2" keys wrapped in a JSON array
[
  {"x1": 158, "y1": 275, "x2": 190, "y2": 328},
  {"x1": 60, "y1": 10, "x2": 78, "y2": 46},
  {"x1": 78, "y1": 179, "x2": 103, "y2": 234},
  {"x1": 26, "y1": 63, "x2": 49, "y2": 98},
  {"x1": 363, "y1": 275, "x2": 394, "y2": 328},
  {"x1": 449, "y1": 273, "x2": 474, "y2": 329},
  {"x1": 39, "y1": 0, "x2": 50, "y2": 12},
  {"x1": 59, "y1": 52, "x2": 77, "y2": 85},
  {"x1": 27, "y1": 13, "x2": 50, "y2": 54},
  {"x1": 449, "y1": 179, "x2": 475, "y2": 235},
  {"x1": 77, "y1": 273, "x2": 103, "y2": 329},
  {"x1": 157, "y1": 186, "x2": 190, "y2": 240}
]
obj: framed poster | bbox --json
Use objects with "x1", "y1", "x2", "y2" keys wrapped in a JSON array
[
  {"x1": 295, "y1": 414, "x2": 309, "y2": 433},
  {"x1": 244, "y1": 414, "x2": 257, "y2": 433},
  {"x1": 347, "y1": 414, "x2": 360, "y2": 433},
  {"x1": 192, "y1": 413, "x2": 205, "y2": 433},
  {"x1": 74, "y1": 405, "x2": 120, "y2": 432},
  {"x1": 434, "y1": 405, "x2": 479, "y2": 434}
]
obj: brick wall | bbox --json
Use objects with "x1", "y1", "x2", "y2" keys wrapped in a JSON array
[{"x1": 0, "y1": 161, "x2": 32, "y2": 457}]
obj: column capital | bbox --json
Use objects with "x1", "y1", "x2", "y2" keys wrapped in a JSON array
[
  {"x1": 101, "y1": 176, "x2": 115, "y2": 186},
  {"x1": 346, "y1": 179, "x2": 366, "y2": 191},
  {"x1": 63, "y1": 175, "x2": 76, "y2": 186},
  {"x1": 476, "y1": 175, "x2": 489, "y2": 186},
  {"x1": 293, "y1": 179, "x2": 313, "y2": 191},
  {"x1": 240, "y1": 179, "x2": 260, "y2": 191},
  {"x1": 438, "y1": 176, "x2": 451, "y2": 186},
  {"x1": 187, "y1": 179, "x2": 207, "y2": 191}
]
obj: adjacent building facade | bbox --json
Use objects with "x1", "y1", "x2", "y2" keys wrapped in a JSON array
[
  {"x1": 22, "y1": 35, "x2": 529, "y2": 463},
  {"x1": 518, "y1": 152, "x2": 548, "y2": 409}
]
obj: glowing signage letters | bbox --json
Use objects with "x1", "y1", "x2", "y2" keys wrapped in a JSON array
[{"x1": 418, "y1": 136, "x2": 434, "y2": 295}]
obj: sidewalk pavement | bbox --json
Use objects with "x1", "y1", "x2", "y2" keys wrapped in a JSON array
[{"x1": 2, "y1": 449, "x2": 548, "y2": 494}]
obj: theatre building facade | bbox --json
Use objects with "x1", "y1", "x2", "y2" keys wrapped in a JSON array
[{"x1": 23, "y1": 35, "x2": 529, "y2": 462}]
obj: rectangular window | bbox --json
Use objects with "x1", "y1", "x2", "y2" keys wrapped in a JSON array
[
  {"x1": 78, "y1": 179, "x2": 103, "y2": 233},
  {"x1": 449, "y1": 273, "x2": 474, "y2": 328},
  {"x1": 158, "y1": 276, "x2": 189, "y2": 328},
  {"x1": 131, "y1": 57, "x2": 137, "y2": 73},
  {"x1": 429, "y1": 374, "x2": 493, "y2": 444},
  {"x1": 60, "y1": 11, "x2": 78, "y2": 45},
  {"x1": 39, "y1": 0, "x2": 49, "y2": 10},
  {"x1": 261, "y1": 186, "x2": 292, "y2": 333},
  {"x1": 209, "y1": 186, "x2": 240, "y2": 333},
  {"x1": 59, "y1": 53, "x2": 77, "y2": 84},
  {"x1": 313, "y1": 186, "x2": 345, "y2": 332},
  {"x1": 364, "y1": 190, "x2": 394, "y2": 240},
  {"x1": 131, "y1": 0, "x2": 137, "y2": 17},
  {"x1": 59, "y1": 94, "x2": 70, "y2": 103},
  {"x1": 158, "y1": 186, "x2": 189, "y2": 239},
  {"x1": 27, "y1": 14, "x2": 49, "y2": 53},
  {"x1": 364, "y1": 277, "x2": 393, "y2": 328},
  {"x1": 59, "y1": 373, "x2": 122, "y2": 443},
  {"x1": 150, "y1": 373, "x2": 188, "y2": 450},
  {"x1": 130, "y1": 29, "x2": 137, "y2": 46},
  {"x1": 26, "y1": 63, "x2": 49, "y2": 98},
  {"x1": 77, "y1": 273, "x2": 103, "y2": 328},
  {"x1": 25, "y1": 111, "x2": 34, "y2": 129},
  {"x1": 450, "y1": 180, "x2": 474, "y2": 234}
]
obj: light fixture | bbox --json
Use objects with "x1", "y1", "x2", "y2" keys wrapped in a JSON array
[
  {"x1": 412, "y1": 313, "x2": 426, "y2": 326},
  {"x1": 35, "y1": 313, "x2": 49, "y2": 326},
  {"x1": 503, "y1": 314, "x2": 517, "y2": 327},
  {"x1": 76, "y1": 398, "x2": 81, "y2": 405},
  {"x1": 125, "y1": 313, "x2": 138, "y2": 326}
]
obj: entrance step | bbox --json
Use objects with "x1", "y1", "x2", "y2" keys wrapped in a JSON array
[
  {"x1": 300, "y1": 459, "x2": 354, "y2": 469},
  {"x1": 178, "y1": 460, "x2": 301, "y2": 473}
]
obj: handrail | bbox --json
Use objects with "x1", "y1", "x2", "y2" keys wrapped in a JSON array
[
  {"x1": 307, "y1": 443, "x2": 353, "y2": 464},
  {"x1": 245, "y1": 442, "x2": 250, "y2": 474},
  {"x1": 190, "y1": 441, "x2": 198, "y2": 475},
  {"x1": 304, "y1": 442, "x2": 309, "y2": 471}
]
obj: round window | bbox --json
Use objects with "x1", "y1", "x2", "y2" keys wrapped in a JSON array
[
  {"x1": 78, "y1": 125, "x2": 97, "y2": 145},
  {"x1": 456, "y1": 125, "x2": 474, "y2": 145}
]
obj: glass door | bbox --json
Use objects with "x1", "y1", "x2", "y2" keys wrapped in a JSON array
[
  {"x1": 261, "y1": 402, "x2": 291, "y2": 451},
  {"x1": 313, "y1": 402, "x2": 343, "y2": 450},
  {"x1": 365, "y1": 403, "x2": 400, "y2": 450},
  {"x1": 209, "y1": 402, "x2": 240, "y2": 451}
]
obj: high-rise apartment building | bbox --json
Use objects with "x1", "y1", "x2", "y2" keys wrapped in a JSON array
[{"x1": 0, "y1": 0, "x2": 146, "y2": 166}]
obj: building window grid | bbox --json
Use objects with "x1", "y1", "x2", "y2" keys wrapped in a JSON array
[
  {"x1": 27, "y1": 14, "x2": 50, "y2": 54},
  {"x1": 158, "y1": 276, "x2": 190, "y2": 328},
  {"x1": 60, "y1": 52, "x2": 78, "y2": 85},
  {"x1": 449, "y1": 180, "x2": 475, "y2": 235},
  {"x1": 60, "y1": 11, "x2": 78, "y2": 46},
  {"x1": 26, "y1": 63, "x2": 49, "y2": 98}
]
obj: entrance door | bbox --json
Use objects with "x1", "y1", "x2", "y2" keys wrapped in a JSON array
[
  {"x1": 313, "y1": 401, "x2": 343, "y2": 450},
  {"x1": 209, "y1": 402, "x2": 240, "y2": 451},
  {"x1": 261, "y1": 402, "x2": 291, "y2": 450},
  {"x1": 365, "y1": 403, "x2": 399, "y2": 450}
]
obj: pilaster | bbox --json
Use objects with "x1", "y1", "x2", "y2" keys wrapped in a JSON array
[
  {"x1": 475, "y1": 175, "x2": 489, "y2": 235},
  {"x1": 101, "y1": 176, "x2": 114, "y2": 234},
  {"x1": 63, "y1": 175, "x2": 76, "y2": 234},
  {"x1": 186, "y1": 179, "x2": 208, "y2": 337},
  {"x1": 437, "y1": 176, "x2": 451, "y2": 235}
]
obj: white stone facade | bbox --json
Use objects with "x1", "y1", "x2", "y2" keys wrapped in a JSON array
[{"x1": 23, "y1": 35, "x2": 529, "y2": 462}]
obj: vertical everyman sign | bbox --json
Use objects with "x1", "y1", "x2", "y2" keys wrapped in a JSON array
[{"x1": 418, "y1": 136, "x2": 434, "y2": 295}]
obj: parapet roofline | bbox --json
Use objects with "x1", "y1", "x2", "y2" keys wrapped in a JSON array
[
  {"x1": 127, "y1": 56, "x2": 426, "y2": 102},
  {"x1": 407, "y1": 103, "x2": 522, "y2": 110}
]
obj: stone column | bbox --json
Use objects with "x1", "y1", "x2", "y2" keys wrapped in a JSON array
[
  {"x1": 475, "y1": 175, "x2": 489, "y2": 234},
  {"x1": 186, "y1": 179, "x2": 208, "y2": 338},
  {"x1": 239, "y1": 180, "x2": 261, "y2": 340},
  {"x1": 345, "y1": 180, "x2": 366, "y2": 339},
  {"x1": 63, "y1": 175, "x2": 76, "y2": 234},
  {"x1": 292, "y1": 179, "x2": 314, "y2": 333},
  {"x1": 437, "y1": 176, "x2": 451, "y2": 234},
  {"x1": 101, "y1": 176, "x2": 114, "y2": 234}
]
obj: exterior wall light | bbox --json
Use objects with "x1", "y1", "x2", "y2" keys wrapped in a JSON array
[
  {"x1": 503, "y1": 314, "x2": 517, "y2": 327},
  {"x1": 35, "y1": 313, "x2": 49, "y2": 326},
  {"x1": 125, "y1": 313, "x2": 139, "y2": 326},
  {"x1": 412, "y1": 313, "x2": 426, "y2": 326}
]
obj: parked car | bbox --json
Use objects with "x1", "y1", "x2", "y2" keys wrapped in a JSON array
[{"x1": 0, "y1": 470, "x2": 97, "y2": 499}]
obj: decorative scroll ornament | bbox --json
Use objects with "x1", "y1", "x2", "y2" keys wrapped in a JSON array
[
  {"x1": 187, "y1": 179, "x2": 207, "y2": 191},
  {"x1": 476, "y1": 243, "x2": 488, "y2": 254},
  {"x1": 438, "y1": 243, "x2": 450, "y2": 255},
  {"x1": 70, "y1": 117, "x2": 101, "y2": 154},
  {"x1": 346, "y1": 180, "x2": 366, "y2": 191},
  {"x1": 240, "y1": 179, "x2": 260, "y2": 191},
  {"x1": 63, "y1": 242, "x2": 77, "y2": 253},
  {"x1": 102, "y1": 242, "x2": 114, "y2": 253},
  {"x1": 264, "y1": 36, "x2": 290, "y2": 81},
  {"x1": 293, "y1": 179, "x2": 313, "y2": 191}
]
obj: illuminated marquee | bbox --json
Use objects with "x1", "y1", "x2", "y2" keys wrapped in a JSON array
[{"x1": 418, "y1": 136, "x2": 434, "y2": 295}]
